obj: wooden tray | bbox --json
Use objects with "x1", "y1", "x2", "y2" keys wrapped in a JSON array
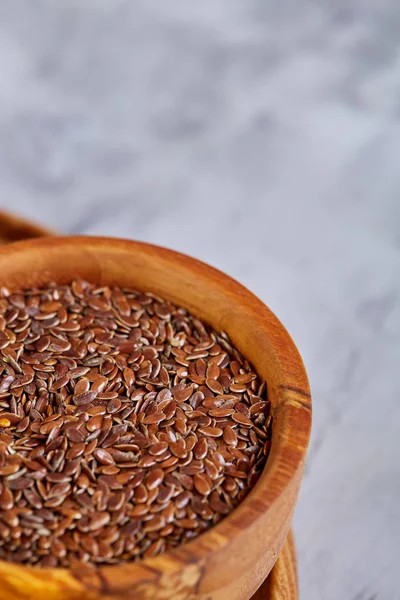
[
  {"x1": 0, "y1": 210, "x2": 299, "y2": 600},
  {"x1": 253, "y1": 530, "x2": 298, "y2": 600}
]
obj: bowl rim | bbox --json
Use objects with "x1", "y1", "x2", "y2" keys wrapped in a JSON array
[{"x1": 0, "y1": 235, "x2": 311, "y2": 584}]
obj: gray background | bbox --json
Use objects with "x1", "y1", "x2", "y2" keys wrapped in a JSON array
[{"x1": 0, "y1": 2, "x2": 399, "y2": 599}]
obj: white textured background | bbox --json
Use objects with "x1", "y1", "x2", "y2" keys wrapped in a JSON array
[{"x1": 0, "y1": 2, "x2": 399, "y2": 599}]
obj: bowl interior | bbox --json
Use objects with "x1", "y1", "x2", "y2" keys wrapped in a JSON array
[{"x1": 0, "y1": 236, "x2": 311, "y2": 596}]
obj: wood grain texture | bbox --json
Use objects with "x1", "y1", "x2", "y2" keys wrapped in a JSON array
[
  {"x1": 252, "y1": 531, "x2": 298, "y2": 600},
  {"x1": 0, "y1": 236, "x2": 311, "y2": 600}
]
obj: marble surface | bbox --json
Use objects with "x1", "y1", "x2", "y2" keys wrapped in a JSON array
[{"x1": 0, "y1": 2, "x2": 399, "y2": 598}]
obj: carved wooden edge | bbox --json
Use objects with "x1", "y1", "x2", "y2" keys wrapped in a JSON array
[{"x1": 251, "y1": 530, "x2": 298, "y2": 600}]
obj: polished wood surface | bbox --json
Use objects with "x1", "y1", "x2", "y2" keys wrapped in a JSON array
[
  {"x1": 253, "y1": 531, "x2": 298, "y2": 600},
  {"x1": 0, "y1": 235, "x2": 311, "y2": 599}
]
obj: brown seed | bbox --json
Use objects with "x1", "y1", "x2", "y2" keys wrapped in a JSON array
[
  {"x1": 134, "y1": 484, "x2": 148, "y2": 504},
  {"x1": 87, "y1": 405, "x2": 106, "y2": 416},
  {"x1": 89, "y1": 512, "x2": 110, "y2": 531},
  {"x1": 202, "y1": 397, "x2": 224, "y2": 409},
  {"x1": 206, "y1": 378, "x2": 223, "y2": 394},
  {"x1": 143, "y1": 538, "x2": 164, "y2": 558},
  {"x1": 8, "y1": 477, "x2": 33, "y2": 490},
  {"x1": 209, "y1": 491, "x2": 231, "y2": 514},
  {"x1": 15, "y1": 416, "x2": 30, "y2": 433},
  {"x1": 230, "y1": 383, "x2": 247, "y2": 393},
  {"x1": 169, "y1": 439, "x2": 187, "y2": 459},
  {"x1": 89, "y1": 375, "x2": 107, "y2": 394},
  {"x1": 0, "y1": 413, "x2": 21, "y2": 425},
  {"x1": 87, "y1": 415, "x2": 103, "y2": 432},
  {"x1": 158, "y1": 456, "x2": 179, "y2": 469},
  {"x1": 47, "y1": 472, "x2": 71, "y2": 483},
  {"x1": 197, "y1": 426, "x2": 223, "y2": 438},
  {"x1": 250, "y1": 401, "x2": 269, "y2": 415},
  {"x1": 194, "y1": 473, "x2": 212, "y2": 496},
  {"x1": 188, "y1": 411, "x2": 212, "y2": 427},
  {"x1": 156, "y1": 485, "x2": 175, "y2": 504},
  {"x1": 142, "y1": 412, "x2": 165, "y2": 425},
  {"x1": 122, "y1": 367, "x2": 135, "y2": 386},
  {"x1": 107, "y1": 491, "x2": 125, "y2": 512},
  {"x1": 145, "y1": 468, "x2": 164, "y2": 490},
  {"x1": 223, "y1": 425, "x2": 238, "y2": 446},
  {"x1": 129, "y1": 504, "x2": 149, "y2": 518},
  {"x1": 149, "y1": 441, "x2": 168, "y2": 456},
  {"x1": 66, "y1": 442, "x2": 85, "y2": 460},
  {"x1": 143, "y1": 514, "x2": 165, "y2": 532},
  {"x1": 2, "y1": 508, "x2": 19, "y2": 528},
  {"x1": 84, "y1": 439, "x2": 98, "y2": 457},
  {"x1": 48, "y1": 482, "x2": 71, "y2": 499},
  {"x1": 0, "y1": 375, "x2": 14, "y2": 393},
  {"x1": 208, "y1": 407, "x2": 235, "y2": 418},
  {"x1": 73, "y1": 391, "x2": 97, "y2": 406},
  {"x1": 94, "y1": 449, "x2": 114, "y2": 465},
  {"x1": 175, "y1": 518, "x2": 198, "y2": 529},
  {"x1": 0, "y1": 464, "x2": 20, "y2": 476},
  {"x1": 0, "y1": 487, "x2": 13, "y2": 510},
  {"x1": 65, "y1": 427, "x2": 85, "y2": 443},
  {"x1": 232, "y1": 413, "x2": 253, "y2": 427},
  {"x1": 193, "y1": 438, "x2": 208, "y2": 460},
  {"x1": 50, "y1": 375, "x2": 69, "y2": 390},
  {"x1": 206, "y1": 362, "x2": 220, "y2": 380},
  {"x1": 106, "y1": 398, "x2": 122, "y2": 414},
  {"x1": 120, "y1": 519, "x2": 140, "y2": 536},
  {"x1": 174, "y1": 386, "x2": 192, "y2": 403},
  {"x1": 204, "y1": 458, "x2": 220, "y2": 479},
  {"x1": 137, "y1": 455, "x2": 156, "y2": 469},
  {"x1": 163, "y1": 400, "x2": 177, "y2": 420},
  {"x1": 70, "y1": 367, "x2": 90, "y2": 379},
  {"x1": 0, "y1": 280, "x2": 271, "y2": 568},
  {"x1": 88, "y1": 297, "x2": 110, "y2": 312}
]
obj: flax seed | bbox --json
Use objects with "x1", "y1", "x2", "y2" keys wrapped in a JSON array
[{"x1": 0, "y1": 280, "x2": 271, "y2": 567}]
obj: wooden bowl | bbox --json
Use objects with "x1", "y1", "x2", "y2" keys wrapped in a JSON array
[
  {"x1": 0, "y1": 210, "x2": 53, "y2": 244},
  {"x1": 0, "y1": 236, "x2": 311, "y2": 600},
  {"x1": 0, "y1": 215, "x2": 300, "y2": 599}
]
